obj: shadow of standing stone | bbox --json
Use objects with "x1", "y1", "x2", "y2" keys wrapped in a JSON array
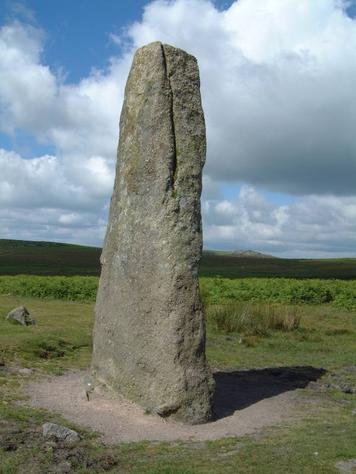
[{"x1": 213, "y1": 366, "x2": 326, "y2": 419}]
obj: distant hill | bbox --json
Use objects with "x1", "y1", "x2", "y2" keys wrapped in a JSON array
[
  {"x1": 0, "y1": 239, "x2": 101, "y2": 276},
  {"x1": 1, "y1": 239, "x2": 356, "y2": 279},
  {"x1": 232, "y1": 250, "x2": 278, "y2": 259}
]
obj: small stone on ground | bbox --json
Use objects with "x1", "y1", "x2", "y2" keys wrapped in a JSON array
[
  {"x1": 6, "y1": 306, "x2": 35, "y2": 326},
  {"x1": 18, "y1": 368, "x2": 33, "y2": 375},
  {"x1": 42, "y1": 422, "x2": 80, "y2": 444}
]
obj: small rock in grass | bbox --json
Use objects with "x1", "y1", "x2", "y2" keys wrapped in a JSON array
[
  {"x1": 42, "y1": 423, "x2": 80, "y2": 444},
  {"x1": 6, "y1": 306, "x2": 35, "y2": 326},
  {"x1": 335, "y1": 459, "x2": 356, "y2": 474},
  {"x1": 18, "y1": 368, "x2": 33, "y2": 375},
  {"x1": 340, "y1": 384, "x2": 354, "y2": 394}
]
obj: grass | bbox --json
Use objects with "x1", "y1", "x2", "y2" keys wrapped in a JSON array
[
  {"x1": 0, "y1": 292, "x2": 355, "y2": 472},
  {"x1": 1, "y1": 238, "x2": 356, "y2": 279},
  {"x1": 1, "y1": 240, "x2": 355, "y2": 471},
  {"x1": 206, "y1": 304, "x2": 356, "y2": 370},
  {"x1": 207, "y1": 302, "x2": 302, "y2": 335},
  {"x1": 0, "y1": 295, "x2": 93, "y2": 373},
  {"x1": 1, "y1": 295, "x2": 355, "y2": 373}
]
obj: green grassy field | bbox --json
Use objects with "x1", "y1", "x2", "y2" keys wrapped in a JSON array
[
  {"x1": 0, "y1": 239, "x2": 355, "y2": 472},
  {"x1": 1, "y1": 239, "x2": 356, "y2": 279},
  {"x1": 0, "y1": 294, "x2": 355, "y2": 473}
]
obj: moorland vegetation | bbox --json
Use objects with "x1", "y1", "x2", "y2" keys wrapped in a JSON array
[{"x1": 0, "y1": 240, "x2": 355, "y2": 472}]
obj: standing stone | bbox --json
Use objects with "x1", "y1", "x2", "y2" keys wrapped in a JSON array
[{"x1": 91, "y1": 42, "x2": 214, "y2": 424}]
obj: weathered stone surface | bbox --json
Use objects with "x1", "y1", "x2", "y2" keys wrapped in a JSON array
[
  {"x1": 6, "y1": 306, "x2": 35, "y2": 326},
  {"x1": 42, "y1": 423, "x2": 80, "y2": 444},
  {"x1": 91, "y1": 41, "x2": 214, "y2": 424},
  {"x1": 18, "y1": 368, "x2": 33, "y2": 375},
  {"x1": 335, "y1": 459, "x2": 356, "y2": 474}
]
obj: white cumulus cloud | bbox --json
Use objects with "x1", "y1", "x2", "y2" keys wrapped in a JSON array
[
  {"x1": 204, "y1": 185, "x2": 356, "y2": 257},
  {"x1": 0, "y1": 0, "x2": 355, "y2": 255}
]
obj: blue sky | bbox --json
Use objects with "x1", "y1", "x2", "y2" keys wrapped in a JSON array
[
  {"x1": 2, "y1": 0, "x2": 154, "y2": 82},
  {"x1": 0, "y1": 0, "x2": 355, "y2": 257},
  {"x1": 1, "y1": 0, "x2": 232, "y2": 82}
]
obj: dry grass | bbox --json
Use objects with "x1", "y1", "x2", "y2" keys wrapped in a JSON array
[{"x1": 207, "y1": 302, "x2": 301, "y2": 336}]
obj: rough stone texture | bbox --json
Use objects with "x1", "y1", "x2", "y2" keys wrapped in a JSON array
[
  {"x1": 6, "y1": 306, "x2": 35, "y2": 326},
  {"x1": 91, "y1": 41, "x2": 214, "y2": 424},
  {"x1": 18, "y1": 368, "x2": 33, "y2": 375},
  {"x1": 42, "y1": 423, "x2": 80, "y2": 444}
]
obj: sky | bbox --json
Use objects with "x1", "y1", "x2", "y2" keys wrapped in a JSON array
[{"x1": 0, "y1": 0, "x2": 355, "y2": 258}]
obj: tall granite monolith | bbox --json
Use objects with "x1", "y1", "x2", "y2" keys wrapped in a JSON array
[{"x1": 91, "y1": 41, "x2": 214, "y2": 424}]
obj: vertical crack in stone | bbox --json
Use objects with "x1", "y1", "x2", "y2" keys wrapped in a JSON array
[{"x1": 161, "y1": 44, "x2": 177, "y2": 194}]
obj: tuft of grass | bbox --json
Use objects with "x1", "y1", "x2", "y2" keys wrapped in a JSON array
[
  {"x1": 20, "y1": 335, "x2": 87, "y2": 360},
  {"x1": 207, "y1": 302, "x2": 301, "y2": 336},
  {"x1": 206, "y1": 304, "x2": 356, "y2": 369}
]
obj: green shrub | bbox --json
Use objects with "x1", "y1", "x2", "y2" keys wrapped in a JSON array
[
  {"x1": 0, "y1": 275, "x2": 98, "y2": 301},
  {"x1": 0, "y1": 275, "x2": 355, "y2": 311},
  {"x1": 200, "y1": 277, "x2": 356, "y2": 310}
]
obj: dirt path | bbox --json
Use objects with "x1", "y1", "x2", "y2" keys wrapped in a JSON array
[{"x1": 26, "y1": 367, "x2": 322, "y2": 444}]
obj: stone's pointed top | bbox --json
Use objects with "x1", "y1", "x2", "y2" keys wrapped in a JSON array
[
  {"x1": 134, "y1": 41, "x2": 198, "y2": 63},
  {"x1": 135, "y1": 40, "x2": 162, "y2": 51},
  {"x1": 139, "y1": 40, "x2": 162, "y2": 47}
]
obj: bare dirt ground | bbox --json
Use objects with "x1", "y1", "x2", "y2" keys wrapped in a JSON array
[{"x1": 25, "y1": 367, "x2": 323, "y2": 445}]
